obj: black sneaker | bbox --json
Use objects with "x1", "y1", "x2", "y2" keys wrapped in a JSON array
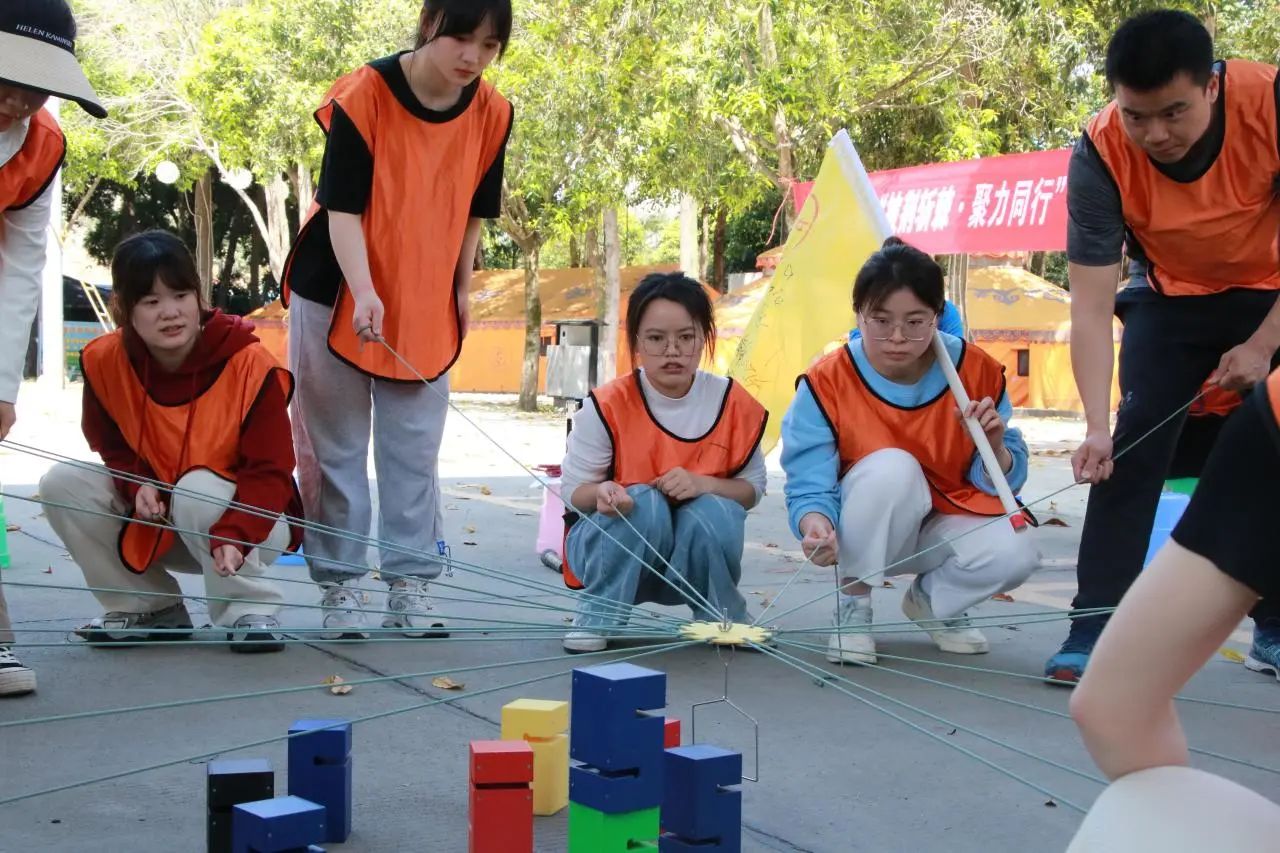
[
  {"x1": 0, "y1": 646, "x2": 37, "y2": 696},
  {"x1": 1043, "y1": 614, "x2": 1109, "y2": 685}
]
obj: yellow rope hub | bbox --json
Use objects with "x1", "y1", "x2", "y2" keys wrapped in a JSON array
[{"x1": 680, "y1": 621, "x2": 773, "y2": 647}]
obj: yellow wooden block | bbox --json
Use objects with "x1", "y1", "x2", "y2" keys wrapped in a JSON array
[
  {"x1": 501, "y1": 699, "x2": 570, "y2": 815},
  {"x1": 530, "y1": 733, "x2": 569, "y2": 815},
  {"x1": 501, "y1": 699, "x2": 569, "y2": 740}
]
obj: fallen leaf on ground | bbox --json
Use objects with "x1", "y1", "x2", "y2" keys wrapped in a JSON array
[
  {"x1": 432, "y1": 676, "x2": 465, "y2": 690},
  {"x1": 757, "y1": 596, "x2": 773, "y2": 608},
  {"x1": 1049, "y1": 501, "x2": 1059, "y2": 511},
  {"x1": 1219, "y1": 647, "x2": 1246, "y2": 663},
  {"x1": 764, "y1": 542, "x2": 779, "y2": 549},
  {"x1": 5, "y1": 523, "x2": 18, "y2": 532},
  {"x1": 464, "y1": 525, "x2": 477, "y2": 534},
  {"x1": 480, "y1": 486, "x2": 493, "y2": 496},
  {"x1": 323, "y1": 675, "x2": 353, "y2": 696},
  {"x1": 463, "y1": 541, "x2": 478, "y2": 546},
  {"x1": 1042, "y1": 517, "x2": 1070, "y2": 527},
  {"x1": 946, "y1": 728, "x2": 957, "y2": 736},
  {"x1": 370, "y1": 570, "x2": 381, "y2": 581},
  {"x1": 1044, "y1": 800, "x2": 1058, "y2": 809},
  {"x1": 882, "y1": 580, "x2": 895, "y2": 588},
  {"x1": 514, "y1": 512, "x2": 532, "y2": 517},
  {"x1": 42, "y1": 565, "x2": 52, "y2": 573},
  {"x1": 991, "y1": 593, "x2": 1015, "y2": 602}
]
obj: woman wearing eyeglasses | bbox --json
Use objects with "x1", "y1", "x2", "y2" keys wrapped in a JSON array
[
  {"x1": 557, "y1": 272, "x2": 769, "y2": 653},
  {"x1": 782, "y1": 238, "x2": 1039, "y2": 665}
]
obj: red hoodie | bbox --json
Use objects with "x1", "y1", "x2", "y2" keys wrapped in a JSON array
[{"x1": 81, "y1": 310, "x2": 304, "y2": 556}]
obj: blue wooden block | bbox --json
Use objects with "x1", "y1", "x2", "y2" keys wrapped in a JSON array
[
  {"x1": 288, "y1": 760, "x2": 351, "y2": 843},
  {"x1": 231, "y1": 796, "x2": 326, "y2": 853},
  {"x1": 288, "y1": 720, "x2": 352, "y2": 764},
  {"x1": 570, "y1": 664, "x2": 665, "y2": 772},
  {"x1": 570, "y1": 760, "x2": 664, "y2": 814},
  {"x1": 660, "y1": 746, "x2": 741, "y2": 852},
  {"x1": 659, "y1": 836, "x2": 736, "y2": 852}
]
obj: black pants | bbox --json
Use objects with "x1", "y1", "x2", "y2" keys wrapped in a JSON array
[{"x1": 1073, "y1": 286, "x2": 1280, "y2": 628}]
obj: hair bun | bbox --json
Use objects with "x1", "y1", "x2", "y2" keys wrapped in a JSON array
[{"x1": 882, "y1": 236, "x2": 906, "y2": 249}]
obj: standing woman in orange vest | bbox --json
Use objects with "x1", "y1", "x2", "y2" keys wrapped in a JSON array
[
  {"x1": 782, "y1": 239, "x2": 1040, "y2": 666},
  {"x1": 0, "y1": 0, "x2": 105, "y2": 696},
  {"x1": 281, "y1": 0, "x2": 513, "y2": 640},
  {"x1": 1048, "y1": 10, "x2": 1280, "y2": 684},
  {"x1": 39, "y1": 232, "x2": 302, "y2": 652},
  {"x1": 558, "y1": 273, "x2": 769, "y2": 653}
]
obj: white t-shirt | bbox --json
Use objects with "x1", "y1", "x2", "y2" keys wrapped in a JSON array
[
  {"x1": 0, "y1": 118, "x2": 54, "y2": 403},
  {"x1": 560, "y1": 369, "x2": 768, "y2": 507}
]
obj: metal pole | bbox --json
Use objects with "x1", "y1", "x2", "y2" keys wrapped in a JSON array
[{"x1": 38, "y1": 101, "x2": 64, "y2": 389}]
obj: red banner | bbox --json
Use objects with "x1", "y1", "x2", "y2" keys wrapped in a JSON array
[{"x1": 792, "y1": 148, "x2": 1071, "y2": 254}]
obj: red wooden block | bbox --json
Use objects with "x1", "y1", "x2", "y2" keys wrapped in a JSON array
[
  {"x1": 470, "y1": 740, "x2": 534, "y2": 785},
  {"x1": 469, "y1": 785, "x2": 533, "y2": 853},
  {"x1": 664, "y1": 718, "x2": 682, "y2": 749}
]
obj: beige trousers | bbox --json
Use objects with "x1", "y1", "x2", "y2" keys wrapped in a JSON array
[{"x1": 40, "y1": 464, "x2": 288, "y2": 626}]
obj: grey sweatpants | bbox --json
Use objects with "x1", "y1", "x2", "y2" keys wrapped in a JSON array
[
  {"x1": 0, "y1": 580, "x2": 12, "y2": 645},
  {"x1": 289, "y1": 295, "x2": 449, "y2": 584}
]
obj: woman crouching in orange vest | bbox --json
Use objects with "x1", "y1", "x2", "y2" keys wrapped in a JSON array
[
  {"x1": 558, "y1": 273, "x2": 769, "y2": 653},
  {"x1": 782, "y1": 238, "x2": 1040, "y2": 665},
  {"x1": 39, "y1": 231, "x2": 303, "y2": 652}
]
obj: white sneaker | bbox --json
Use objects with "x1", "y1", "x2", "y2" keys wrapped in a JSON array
[
  {"x1": 901, "y1": 580, "x2": 989, "y2": 654},
  {"x1": 383, "y1": 578, "x2": 448, "y2": 638},
  {"x1": 0, "y1": 647, "x2": 36, "y2": 697},
  {"x1": 320, "y1": 583, "x2": 369, "y2": 640},
  {"x1": 563, "y1": 630, "x2": 608, "y2": 654},
  {"x1": 828, "y1": 594, "x2": 877, "y2": 664}
]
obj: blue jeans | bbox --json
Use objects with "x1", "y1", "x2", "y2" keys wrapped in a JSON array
[{"x1": 566, "y1": 485, "x2": 750, "y2": 631}]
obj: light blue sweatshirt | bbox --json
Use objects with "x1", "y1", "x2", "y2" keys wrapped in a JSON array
[{"x1": 781, "y1": 332, "x2": 1029, "y2": 538}]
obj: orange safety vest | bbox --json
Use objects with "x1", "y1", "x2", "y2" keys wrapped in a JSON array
[
  {"x1": 1266, "y1": 367, "x2": 1280, "y2": 430},
  {"x1": 561, "y1": 372, "x2": 768, "y2": 589},
  {"x1": 1189, "y1": 382, "x2": 1242, "y2": 418},
  {"x1": 0, "y1": 108, "x2": 65, "y2": 212},
  {"x1": 1088, "y1": 60, "x2": 1280, "y2": 297},
  {"x1": 802, "y1": 342, "x2": 1009, "y2": 517},
  {"x1": 283, "y1": 64, "x2": 512, "y2": 382},
  {"x1": 80, "y1": 332, "x2": 293, "y2": 573}
]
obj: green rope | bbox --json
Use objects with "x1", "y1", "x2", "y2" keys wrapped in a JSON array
[
  {"x1": 752, "y1": 641, "x2": 1087, "y2": 813},
  {"x1": 0, "y1": 640, "x2": 694, "y2": 808},
  {"x1": 0, "y1": 641, "x2": 687, "y2": 729}
]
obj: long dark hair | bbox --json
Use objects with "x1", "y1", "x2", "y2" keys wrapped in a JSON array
[
  {"x1": 627, "y1": 272, "x2": 716, "y2": 364},
  {"x1": 109, "y1": 230, "x2": 206, "y2": 328},
  {"x1": 852, "y1": 237, "x2": 945, "y2": 316},
  {"x1": 414, "y1": 0, "x2": 513, "y2": 56}
]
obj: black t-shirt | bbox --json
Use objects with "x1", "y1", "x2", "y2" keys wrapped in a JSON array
[
  {"x1": 1066, "y1": 61, "x2": 1280, "y2": 275},
  {"x1": 287, "y1": 54, "x2": 513, "y2": 307}
]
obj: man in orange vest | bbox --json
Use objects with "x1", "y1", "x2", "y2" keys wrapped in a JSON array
[
  {"x1": 1049, "y1": 9, "x2": 1280, "y2": 683},
  {"x1": 0, "y1": 0, "x2": 105, "y2": 698}
]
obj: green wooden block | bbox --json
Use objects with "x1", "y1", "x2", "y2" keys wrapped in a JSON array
[
  {"x1": 568, "y1": 802, "x2": 659, "y2": 853},
  {"x1": 1164, "y1": 478, "x2": 1199, "y2": 497}
]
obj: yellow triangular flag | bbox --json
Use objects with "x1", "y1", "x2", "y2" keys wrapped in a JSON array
[{"x1": 728, "y1": 130, "x2": 891, "y2": 453}]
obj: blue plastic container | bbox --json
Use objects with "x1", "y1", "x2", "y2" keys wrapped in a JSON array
[{"x1": 1143, "y1": 491, "x2": 1191, "y2": 568}]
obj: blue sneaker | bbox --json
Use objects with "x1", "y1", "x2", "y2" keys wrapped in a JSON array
[
  {"x1": 1043, "y1": 614, "x2": 1109, "y2": 686},
  {"x1": 1245, "y1": 620, "x2": 1280, "y2": 682}
]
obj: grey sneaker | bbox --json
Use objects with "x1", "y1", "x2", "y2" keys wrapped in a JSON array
[
  {"x1": 227, "y1": 614, "x2": 284, "y2": 654},
  {"x1": 75, "y1": 602, "x2": 194, "y2": 645},
  {"x1": 383, "y1": 578, "x2": 448, "y2": 638},
  {"x1": 319, "y1": 583, "x2": 369, "y2": 640},
  {"x1": 828, "y1": 593, "x2": 876, "y2": 664},
  {"x1": 901, "y1": 579, "x2": 989, "y2": 654},
  {"x1": 0, "y1": 647, "x2": 36, "y2": 697}
]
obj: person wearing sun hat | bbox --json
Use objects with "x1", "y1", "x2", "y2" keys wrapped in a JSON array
[{"x1": 0, "y1": 0, "x2": 105, "y2": 698}]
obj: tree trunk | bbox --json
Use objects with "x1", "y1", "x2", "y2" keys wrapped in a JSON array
[
  {"x1": 291, "y1": 163, "x2": 313, "y2": 219},
  {"x1": 679, "y1": 194, "x2": 699, "y2": 276},
  {"x1": 711, "y1": 208, "x2": 728, "y2": 292},
  {"x1": 586, "y1": 220, "x2": 603, "y2": 318},
  {"x1": 518, "y1": 244, "x2": 543, "y2": 412},
  {"x1": 62, "y1": 176, "x2": 101, "y2": 241},
  {"x1": 194, "y1": 170, "x2": 215, "y2": 302},
  {"x1": 600, "y1": 209, "x2": 622, "y2": 380},
  {"x1": 262, "y1": 175, "x2": 291, "y2": 282},
  {"x1": 217, "y1": 207, "x2": 246, "y2": 308},
  {"x1": 699, "y1": 209, "x2": 711, "y2": 281},
  {"x1": 759, "y1": 1, "x2": 795, "y2": 235},
  {"x1": 474, "y1": 236, "x2": 485, "y2": 271},
  {"x1": 568, "y1": 232, "x2": 582, "y2": 268},
  {"x1": 947, "y1": 254, "x2": 970, "y2": 337},
  {"x1": 249, "y1": 228, "x2": 263, "y2": 307}
]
